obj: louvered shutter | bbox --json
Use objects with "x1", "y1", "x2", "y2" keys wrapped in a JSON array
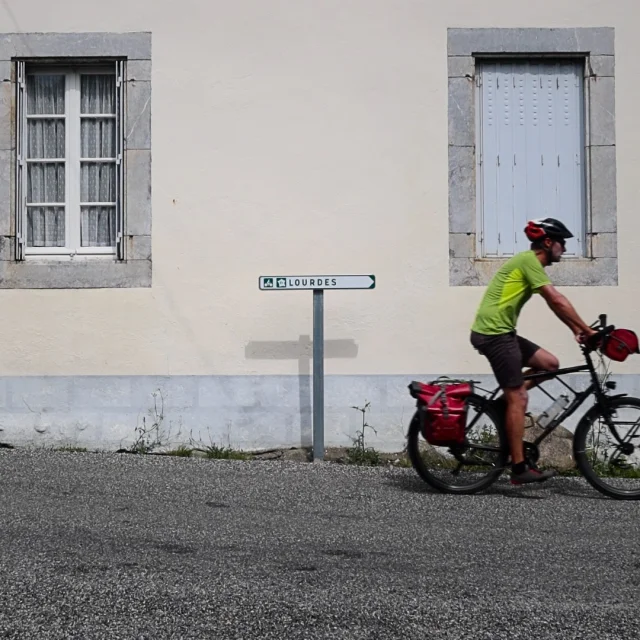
[{"x1": 476, "y1": 61, "x2": 585, "y2": 257}]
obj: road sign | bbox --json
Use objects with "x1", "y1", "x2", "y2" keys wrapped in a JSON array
[
  {"x1": 259, "y1": 275, "x2": 375, "y2": 291},
  {"x1": 259, "y1": 273, "x2": 376, "y2": 461}
]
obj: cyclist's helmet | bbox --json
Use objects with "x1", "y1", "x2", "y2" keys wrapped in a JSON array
[{"x1": 524, "y1": 218, "x2": 574, "y2": 242}]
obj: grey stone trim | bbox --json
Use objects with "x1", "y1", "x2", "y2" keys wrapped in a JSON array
[
  {"x1": 0, "y1": 235, "x2": 12, "y2": 261},
  {"x1": 0, "y1": 32, "x2": 151, "y2": 60},
  {"x1": 448, "y1": 77, "x2": 475, "y2": 146},
  {"x1": 0, "y1": 150, "x2": 10, "y2": 236},
  {"x1": 447, "y1": 28, "x2": 618, "y2": 287},
  {"x1": 0, "y1": 259, "x2": 151, "y2": 289},
  {"x1": 126, "y1": 150, "x2": 152, "y2": 235},
  {"x1": 449, "y1": 233, "x2": 475, "y2": 259},
  {"x1": 127, "y1": 60, "x2": 152, "y2": 82},
  {"x1": 451, "y1": 257, "x2": 617, "y2": 287},
  {"x1": 591, "y1": 232, "x2": 617, "y2": 258},
  {"x1": 0, "y1": 81, "x2": 11, "y2": 151},
  {"x1": 0, "y1": 32, "x2": 152, "y2": 289},
  {"x1": 126, "y1": 235, "x2": 151, "y2": 261},
  {"x1": 448, "y1": 145, "x2": 475, "y2": 233},
  {"x1": 588, "y1": 76, "x2": 615, "y2": 146},
  {"x1": 447, "y1": 56, "x2": 474, "y2": 78},
  {"x1": 126, "y1": 80, "x2": 151, "y2": 150},
  {"x1": 589, "y1": 146, "x2": 617, "y2": 233},
  {"x1": 587, "y1": 55, "x2": 614, "y2": 77},
  {"x1": 447, "y1": 27, "x2": 614, "y2": 56}
]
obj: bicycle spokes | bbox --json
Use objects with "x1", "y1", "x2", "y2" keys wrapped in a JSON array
[
  {"x1": 414, "y1": 403, "x2": 505, "y2": 487},
  {"x1": 584, "y1": 407, "x2": 640, "y2": 486}
]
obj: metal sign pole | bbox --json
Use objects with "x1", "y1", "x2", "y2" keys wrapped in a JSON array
[
  {"x1": 312, "y1": 289, "x2": 324, "y2": 461},
  {"x1": 258, "y1": 274, "x2": 375, "y2": 462}
]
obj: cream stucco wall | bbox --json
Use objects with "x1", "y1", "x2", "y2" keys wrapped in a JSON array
[{"x1": 0, "y1": 0, "x2": 638, "y2": 381}]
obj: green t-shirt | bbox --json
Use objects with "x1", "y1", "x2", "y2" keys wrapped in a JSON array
[{"x1": 471, "y1": 250, "x2": 551, "y2": 335}]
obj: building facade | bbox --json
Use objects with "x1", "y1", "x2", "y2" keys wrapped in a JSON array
[{"x1": 0, "y1": 1, "x2": 637, "y2": 452}]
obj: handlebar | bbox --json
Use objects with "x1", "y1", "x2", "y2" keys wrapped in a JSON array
[
  {"x1": 583, "y1": 319, "x2": 615, "y2": 352},
  {"x1": 587, "y1": 325, "x2": 615, "y2": 345}
]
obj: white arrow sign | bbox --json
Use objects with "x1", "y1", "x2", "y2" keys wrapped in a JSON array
[{"x1": 259, "y1": 275, "x2": 376, "y2": 291}]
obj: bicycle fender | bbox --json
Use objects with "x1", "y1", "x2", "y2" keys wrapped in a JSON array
[
  {"x1": 600, "y1": 393, "x2": 629, "y2": 403},
  {"x1": 575, "y1": 394, "x2": 629, "y2": 434}
]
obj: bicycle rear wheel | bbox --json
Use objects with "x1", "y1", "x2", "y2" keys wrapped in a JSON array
[
  {"x1": 407, "y1": 393, "x2": 508, "y2": 494},
  {"x1": 574, "y1": 396, "x2": 640, "y2": 500}
]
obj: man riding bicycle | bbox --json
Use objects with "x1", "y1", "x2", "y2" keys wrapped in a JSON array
[{"x1": 470, "y1": 218, "x2": 597, "y2": 485}]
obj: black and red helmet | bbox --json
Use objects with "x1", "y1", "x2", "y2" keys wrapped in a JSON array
[{"x1": 524, "y1": 218, "x2": 574, "y2": 242}]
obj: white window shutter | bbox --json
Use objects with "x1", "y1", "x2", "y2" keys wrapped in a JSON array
[
  {"x1": 15, "y1": 61, "x2": 26, "y2": 261},
  {"x1": 115, "y1": 60, "x2": 125, "y2": 260},
  {"x1": 477, "y1": 61, "x2": 585, "y2": 258}
]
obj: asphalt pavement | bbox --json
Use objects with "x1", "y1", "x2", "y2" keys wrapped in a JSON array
[{"x1": 1, "y1": 449, "x2": 639, "y2": 639}]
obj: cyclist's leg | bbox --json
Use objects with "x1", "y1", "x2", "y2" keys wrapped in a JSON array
[
  {"x1": 502, "y1": 385, "x2": 528, "y2": 464},
  {"x1": 470, "y1": 332, "x2": 557, "y2": 483},
  {"x1": 504, "y1": 378, "x2": 557, "y2": 482},
  {"x1": 517, "y1": 336, "x2": 560, "y2": 390},
  {"x1": 470, "y1": 331, "x2": 528, "y2": 463}
]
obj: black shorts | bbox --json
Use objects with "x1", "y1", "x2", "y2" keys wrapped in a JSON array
[{"x1": 470, "y1": 330, "x2": 541, "y2": 389}]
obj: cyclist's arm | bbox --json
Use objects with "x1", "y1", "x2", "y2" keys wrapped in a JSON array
[{"x1": 538, "y1": 284, "x2": 592, "y2": 336}]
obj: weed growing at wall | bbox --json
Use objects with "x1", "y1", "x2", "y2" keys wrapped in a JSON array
[
  {"x1": 201, "y1": 444, "x2": 249, "y2": 460},
  {"x1": 123, "y1": 389, "x2": 182, "y2": 454},
  {"x1": 164, "y1": 446, "x2": 193, "y2": 457},
  {"x1": 348, "y1": 401, "x2": 381, "y2": 466}
]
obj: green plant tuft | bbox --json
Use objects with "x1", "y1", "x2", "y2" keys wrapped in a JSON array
[
  {"x1": 203, "y1": 444, "x2": 249, "y2": 460},
  {"x1": 165, "y1": 446, "x2": 193, "y2": 458},
  {"x1": 347, "y1": 401, "x2": 381, "y2": 466}
]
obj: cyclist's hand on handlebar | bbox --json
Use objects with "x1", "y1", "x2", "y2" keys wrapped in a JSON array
[{"x1": 576, "y1": 327, "x2": 599, "y2": 345}]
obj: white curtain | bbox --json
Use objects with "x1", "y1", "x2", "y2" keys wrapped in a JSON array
[
  {"x1": 25, "y1": 73, "x2": 117, "y2": 249},
  {"x1": 81, "y1": 75, "x2": 116, "y2": 247},
  {"x1": 26, "y1": 75, "x2": 65, "y2": 247}
]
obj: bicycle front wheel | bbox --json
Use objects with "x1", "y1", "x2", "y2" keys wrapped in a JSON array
[
  {"x1": 407, "y1": 393, "x2": 508, "y2": 494},
  {"x1": 574, "y1": 396, "x2": 640, "y2": 500}
]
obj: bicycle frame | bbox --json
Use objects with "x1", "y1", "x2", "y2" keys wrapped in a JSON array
[
  {"x1": 466, "y1": 345, "x2": 627, "y2": 451},
  {"x1": 522, "y1": 364, "x2": 595, "y2": 447}
]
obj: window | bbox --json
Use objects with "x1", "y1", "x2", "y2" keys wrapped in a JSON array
[
  {"x1": 476, "y1": 60, "x2": 586, "y2": 258},
  {"x1": 16, "y1": 61, "x2": 125, "y2": 259},
  {"x1": 447, "y1": 28, "x2": 617, "y2": 287},
  {"x1": 0, "y1": 32, "x2": 151, "y2": 289}
]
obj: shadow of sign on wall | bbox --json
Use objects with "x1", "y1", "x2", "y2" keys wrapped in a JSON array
[{"x1": 244, "y1": 336, "x2": 358, "y2": 447}]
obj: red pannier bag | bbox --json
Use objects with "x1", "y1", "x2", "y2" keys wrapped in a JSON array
[
  {"x1": 409, "y1": 378, "x2": 474, "y2": 446},
  {"x1": 601, "y1": 329, "x2": 640, "y2": 362}
]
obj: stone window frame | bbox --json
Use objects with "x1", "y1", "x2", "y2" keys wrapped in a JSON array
[
  {"x1": 448, "y1": 27, "x2": 616, "y2": 287},
  {"x1": 0, "y1": 32, "x2": 152, "y2": 288}
]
